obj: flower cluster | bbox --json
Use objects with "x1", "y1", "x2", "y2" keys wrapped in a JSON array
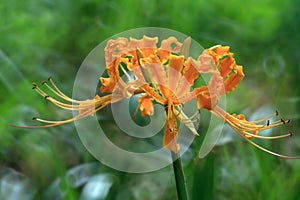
[{"x1": 18, "y1": 35, "x2": 297, "y2": 158}]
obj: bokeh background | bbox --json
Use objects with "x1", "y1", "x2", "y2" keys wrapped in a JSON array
[{"x1": 1, "y1": 0, "x2": 300, "y2": 199}]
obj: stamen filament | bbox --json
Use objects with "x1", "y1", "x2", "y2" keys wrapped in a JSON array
[
  {"x1": 48, "y1": 77, "x2": 82, "y2": 103},
  {"x1": 213, "y1": 106, "x2": 289, "y2": 133},
  {"x1": 42, "y1": 81, "x2": 81, "y2": 103},
  {"x1": 250, "y1": 112, "x2": 278, "y2": 123},
  {"x1": 243, "y1": 136, "x2": 300, "y2": 159},
  {"x1": 242, "y1": 131, "x2": 293, "y2": 140},
  {"x1": 210, "y1": 106, "x2": 299, "y2": 158},
  {"x1": 120, "y1": 64, "x2": 133, "y2": 81}
]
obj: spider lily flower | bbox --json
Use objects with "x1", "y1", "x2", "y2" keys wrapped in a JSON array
[{"x1": 15, "y1": 35, "x2": 298, "y2": 159}]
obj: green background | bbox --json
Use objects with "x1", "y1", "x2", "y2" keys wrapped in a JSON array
[{"x1": 1, "y1": 0, "x2": 300, "y2": 199}]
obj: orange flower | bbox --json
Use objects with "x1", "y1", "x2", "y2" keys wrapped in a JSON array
[{"x1": 17, "y1": 35, "x2": 298, "y2": 158}]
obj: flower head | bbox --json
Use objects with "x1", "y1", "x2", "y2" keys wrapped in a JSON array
[{"x1": 16, "y1": 35, "x2": 298, "y2": 158}]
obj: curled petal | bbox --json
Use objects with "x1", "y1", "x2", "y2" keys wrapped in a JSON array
[
  {"x1": 129, "y1": 35, "x2": 158, "y2": 49},
  {"x1": 160, "y1": 37, "x2": 182, "y2": 53},
  {"x1": 100, "y1": 77, "x2": 115, "y2": 93},
  {"x1": 219, "y1": 52, "x2": 235, "y2": 78},
  {"x1": 105, "y1": 37, "x2": 129, "y2": 65},
  {"x1": 138, "y1": 94, "x2": 154, "y2": 116},
  {"x1": 204, "y1": 45, "x2": 236, "y2": 78},
  {"x1": 197, "y1": 53, "x2": 216, "y2": 72},
  {"x1": 224, "y1": 65, "x2": 244, "y2": 93},
  {"x1": 194, "y1": 86, "x2": 218, "y2": 110},
  {"x1": 128, "y1": 36, "x2": 158, "y2": 57}
]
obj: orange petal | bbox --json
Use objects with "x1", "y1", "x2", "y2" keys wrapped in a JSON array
[
  {"x1": 224, "y1": 65, "x2": 244, "y2": 93},
  {"x1": 160, "y1": 37, "x2": 182, "y2": 53},
  {"x1": 169, "y1": 54, "x2": 184, "y2": 72},
  {"x1": 208, "y1": 72, "x2": 225, "y2": 96},
  {"x1": 106, "y1": 60, "x2": 119, "y2": 77},
  {"x1": 197, "y1": 53, "x2": 217, "y2": 72},
  {"x1": 105, "y1": 37, "x2": 129, "y2": 65},
  {"x1": 219, "y1": 52, "x2": 235, "y2": 78},
  {"x1": 168, "y1": 54, "x2": 185, "y2": 92},
  {"x1": 204, "y1": 45, "x2": 235, "y2": 78},
  {"x1": 214, "y1": 45, "x2": 230, "y2": 55},
  {"x1": 182, "y1": 58, "x2": 200, "y2": 85},
  {"x1": 138, "y1": 94, "x2": 154, "y2": 116},
  {"x1": 157, "y1": 49, "x2": 171, "y2": 63},
  {"x1": 141, "y1": 84, "x2": 166, "y2": 105},
  {"x1": 194, "y1": 86, "x2": 219, "y2": 110},
  {"x1": 163, "y1": 115, "x2": 180, "y2": 153},
  {"x1": 129, "y1": 36, "x2": 158, "y2": 49},
  {"x1": 100, "y1": 77, "x2": 115, "y2": 93}
]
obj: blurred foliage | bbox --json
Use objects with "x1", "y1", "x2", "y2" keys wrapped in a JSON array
[{"x1": 1, "y1": 0, "x2": 300, "y2": 199}]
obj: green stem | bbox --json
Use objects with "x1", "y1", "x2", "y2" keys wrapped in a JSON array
[{"x1": 172, "y1": 151, "x2": 189, "y2": 200}]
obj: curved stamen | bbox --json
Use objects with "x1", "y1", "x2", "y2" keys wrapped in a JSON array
[
  {"x1": 243, "y1": 136, "x2": 300, "y2": 159},
  {"x1": 210, "y1": 106, "x2": 299, "y2": 158},
  {"x1": 250, "y1": 111, "x2": 278, "y2": 123},
  {"x1": 13, "y1": 101, "x2": 110, "y2": 129},
  {"x1": 211, "y1": 107, "x2": 291, "y2": 137},
  {"x1": 213, "y1": 106, "x2": 289, "y2": 133},
  {"x1": 173, "y1": 106, "x2": 199, "y2": 135},
  {"x1": 47, "y1": 77, "x2": 84, "y2": 103},
  {"x1": 33, "y1": 84, "x2": 105, "y2": 111},
  {"x1": 242, "y1": 131, "x2": 293, "y2": 140}
]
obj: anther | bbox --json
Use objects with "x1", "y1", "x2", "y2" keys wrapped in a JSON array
[
  {"x1": 275, "y1": 110, "x2": 279, "y2": 116},
  {"x1": 44, "y1": 95, "x2": 50, "y2": 99},
  {"x1": 48, "y1": 76, "x2": 52, "y2": 81},
  {"x1": 32, "y1": 117, "x2": 37, "y2": 120},
  {"x1": 267, "y1": 120, "x2": 270, "y2": 126},
  {"x1": 281, "y1": 118, "x2": 286, "y2": 124},
  {"x1": 287, "y1": 119, "x2": 291, "y2": 123},
  {"x1": 289, "y1": 132, "x2": 293, "y2": 137},
  {"x1": 41, "y1": 80, "x2": 47, "y2": 85}
]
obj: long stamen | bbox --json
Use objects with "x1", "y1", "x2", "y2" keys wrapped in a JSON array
[
  {"x1": 119, "y1": 63, "x2": 133, "y2": 81},
  {"x1": 250, "y1": 111, "x2": 278, "y2": 123},
  {"x1": 33, "y1": 84, "x2": 103, "y2": 111},
  {"x1": 214, "y1": 106, "x2": 289, "y2": 133},
  {"x1": 210, "y1": 106, "x2": 299, "y2": 158},
  {"x1": 173, "y1": 105, "x2": 199, "y2": 136},
  {"x1": 131, "y1": 104, "x2": 140, "y2": 119},
  {"x1": 181, "y1": 111, "x2": 199, "y2": 122},
  {"x1": 11, "y1": 78, "x2": 114, "y2": 129},
  {"x1": 47, "y1": 77, "x2": 83, "y2": 103},
  {"x1": 243, "y1": 136, "x2": 300, "y2": 159},
  {"x1": 15, "y1": 101, "x2": 110, "y2": 129},
  {"x1": 42, "y1": 81, "x2": 79, "y2": 103},
  {"x1": 174, "y1": 105, "x2": 199, "y2": 122},
  {"x1": 242, "y1": 131, "x2": 293, "y2": 140},
  {"x1": 215, "y1": 109, "x2": 290, "y2": 138}
]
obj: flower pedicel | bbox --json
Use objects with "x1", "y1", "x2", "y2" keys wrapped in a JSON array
[{"x1": 15, "y1": 35, "x2": 299, "y2": 159}]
